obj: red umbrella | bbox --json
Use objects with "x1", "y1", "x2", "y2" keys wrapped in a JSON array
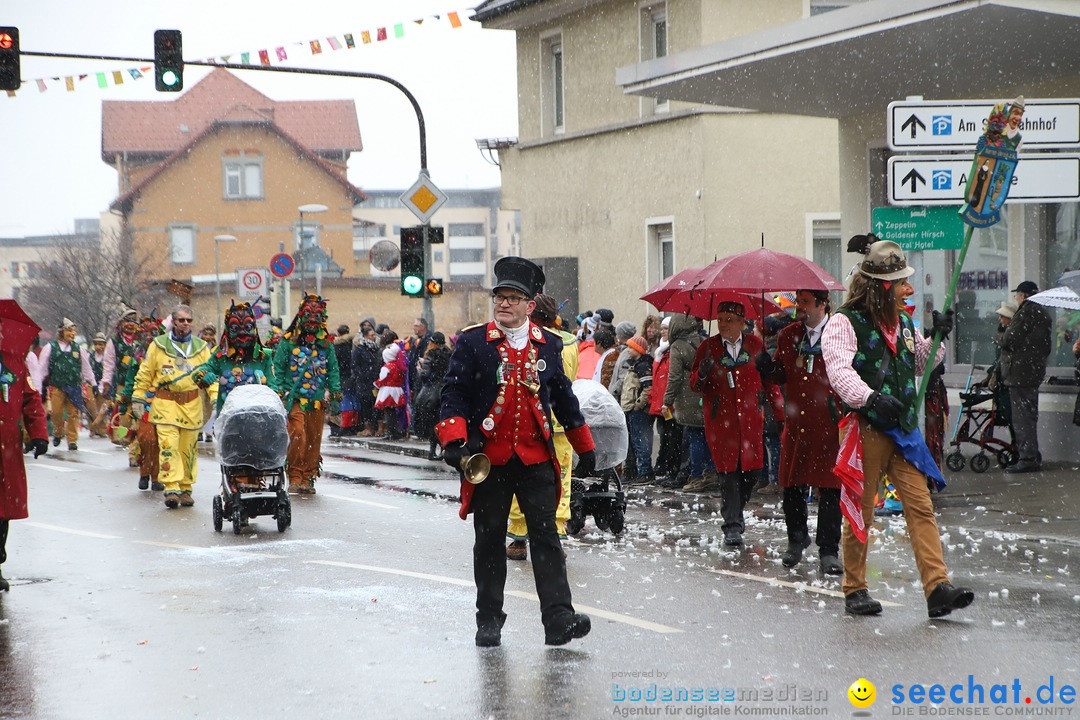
[
  {"x1": 0, "y1": 299, "x2": 42, "y2": 362},
  {"x1": 694, "y1": 248, "x2": 844, "y2": 293},
  {"x1": 658, "y1": 288, "x2": 780, "y2": 322},
  {"x1": 640, "y1": 267, "x2": 704, "y2": 309}
]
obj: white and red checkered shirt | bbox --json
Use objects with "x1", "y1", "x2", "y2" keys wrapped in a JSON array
[{"x1": 821, "y1": 312, "x2": 944, "y2": 409}]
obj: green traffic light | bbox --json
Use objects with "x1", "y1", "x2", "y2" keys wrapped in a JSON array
[
  {"x1": 402, "y1": 275, "x2": 424, "y2": 295},
  {"x1": 162, "y1": 70, "x2": 179, "y2": 87}
]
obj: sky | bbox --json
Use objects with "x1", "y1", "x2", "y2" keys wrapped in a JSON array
[{"x1": 0, "y1": 0, "x2": 517, "y2": 238}]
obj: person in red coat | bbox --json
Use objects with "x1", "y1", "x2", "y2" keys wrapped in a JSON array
[
  {"x1": 0, "y1": 312, "x2": 50, "y2": 592},
  {"x1": 768, "y1": 290, "x2": 843, "y2": 575},
  {"x1": 690, "y1": 301, "x2": 782, "y2": 547}
]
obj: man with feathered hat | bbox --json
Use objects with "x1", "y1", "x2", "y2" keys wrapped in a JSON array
[
  {"x1": 436, "y1": 257, "x2": 597, "y2": 648},
  {"x1": 821, "y1": 234, "x2": 974, "y2": 620},
  {"x1": 272, "y1": 294, "x2": 342, "y2": 494}
]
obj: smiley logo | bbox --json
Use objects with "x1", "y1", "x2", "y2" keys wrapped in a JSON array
[{"x1": 848, "y1": 678, "x2": 876, "y2": 708}]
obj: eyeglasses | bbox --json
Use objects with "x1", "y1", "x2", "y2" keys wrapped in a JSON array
[
  {"x1": 174, "y1": 317, "x2": 193, "y2": 323},
  {"x1": 492, "y1": 293, "x2": 528, "y2": 306}
]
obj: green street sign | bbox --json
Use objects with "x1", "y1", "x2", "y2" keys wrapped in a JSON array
[{"x1": 871, "y1": 205, "x2": 965, "y2": 251}]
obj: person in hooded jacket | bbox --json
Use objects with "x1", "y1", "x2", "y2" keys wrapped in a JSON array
[
  {"x1": 650, "y1": 317, "x2": 684, "y2": 487},
  {"x1": 351, "y1": 322, "x2": 381, "y2": 437},
  {"x1": 661, "y1": 314, "x2": 714, "y2": 490}
]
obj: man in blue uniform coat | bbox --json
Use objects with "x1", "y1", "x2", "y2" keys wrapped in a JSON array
[{"x1": 437, "y1": 256, "x2": 598, "y2": 647}]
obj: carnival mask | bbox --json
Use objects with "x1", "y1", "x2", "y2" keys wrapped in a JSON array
[{"x1": 226, "y1": 303, "x2": 258, "y2": 351}]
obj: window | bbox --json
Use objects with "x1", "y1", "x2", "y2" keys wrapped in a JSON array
[
  {"x1": 450, "y1": 248, "x2": 485, "y2": 263},
  {"x1": 641, "y1": 4, "x2": 668, "y2": 113},
  {"x1": 646, "y1": 220, "x2": 674, "y2": 288},
  {"x1": 449, "y1": 223, "x2": 485, "y2": 236},
  {"x1": 541, "y1": 34, "x2": 564, "y2": 136},
  {"x1": 169, "y1": 225, "x2": 196, "y2": 265},
  {"x1": 222, "y1": 153, "x2": 263, "y2": 200},
  {"x1": 295, "y1": 221, "x2": 321, "y2": 252},
  {"x1": 811, "y1": 217, "x2": 842, "y2": 300}
]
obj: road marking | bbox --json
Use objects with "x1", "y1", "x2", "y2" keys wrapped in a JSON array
[
  {"x1": 27, "y1": 463, "x2": 79, "y2": 473},
  {"x1": 319, "y1": 493, "x2": 398, "y2": 509},
  {"x1": 311, "y1": 560, "x2": 683, "y2": 634},
  {"x1": 504, "y1": 590, "x2": 683, "y2": 634},
  {"x1": 135, "y1": 540, "x2": 285, "y2": 559},
  {"x1": 309, "y1": 559, "x2": 474, "y2": 587},
  {"x1": 706, "y1": 567, "x2": 903, "y2": 607},
  {"x1": 24, "y1": 521, "x2": 120, "y2": 539}
]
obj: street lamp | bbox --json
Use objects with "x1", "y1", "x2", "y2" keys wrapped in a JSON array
[
  {"x1": 297, "y1": 204, "x2": 328, "y2": 295},
  {"x1": 213, "y1": 234, "x2": 237, "y2": 322}
]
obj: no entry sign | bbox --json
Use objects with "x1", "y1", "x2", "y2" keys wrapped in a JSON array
[{"x1": 270, "y1": 253, "x2": 295, "y2": 278}]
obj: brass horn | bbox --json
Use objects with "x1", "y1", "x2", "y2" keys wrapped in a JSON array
[{"x1": 460, "y1": 453, "x2": 491, "y2": 485}]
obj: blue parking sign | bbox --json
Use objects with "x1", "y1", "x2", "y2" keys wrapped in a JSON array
[
  {"x1": 932, "y1": 169, "x2": 952, "y2": 190},
  {"x1": 932, "y1": 115, "x2": 952, "y2": 136}
]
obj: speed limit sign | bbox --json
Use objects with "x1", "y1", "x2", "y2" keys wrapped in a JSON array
[{"x1": 236, "y1": 268, "x2": 269, "y2": 299}]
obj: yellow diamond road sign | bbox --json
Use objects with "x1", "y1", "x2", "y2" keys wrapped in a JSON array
[{"x1": 400, "y1": 172, "x2": 448, "y2": 224}]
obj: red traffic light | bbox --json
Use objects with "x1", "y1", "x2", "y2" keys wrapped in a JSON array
[
  {"x1": 0, "y1": 27, "x2": 19, "y2": 92},
  {"x1": 0, "y1": 32, "x2": 14, "y2": 50}
]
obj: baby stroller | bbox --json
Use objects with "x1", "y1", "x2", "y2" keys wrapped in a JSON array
[
  {"x1": 944, "y1": 368, "x2": 1017, "y2": 473},
  {"x1": 212, "y1": 385, "x2": 292, "y2": 534},
  {"x1": 566, "y1": 379, "x2": 629, "y2": 536}
]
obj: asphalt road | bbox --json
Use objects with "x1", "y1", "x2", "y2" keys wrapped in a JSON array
[{"x1": 1, "y1": 435, "x2": 1077, "y2": 719}]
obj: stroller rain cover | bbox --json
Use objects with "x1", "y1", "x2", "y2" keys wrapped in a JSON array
[
  {"x1": 571, "y1": 379, "x2": 628, "y2": 471},
  {"x1": 214, "y1": 384, "x2": 289, "y2": 470}
]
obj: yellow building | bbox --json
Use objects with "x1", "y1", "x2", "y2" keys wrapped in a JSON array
[{"x1": 474, "y1": 0, "x2": 842, "y2": 324}]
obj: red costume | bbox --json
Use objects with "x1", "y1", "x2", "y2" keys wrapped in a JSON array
[
  {"x1": 690, "y1": 332, "x2": 781, "y2": 473},
  {"x1": 773, "y1": 321, "x2": 841, "y2": 490}
]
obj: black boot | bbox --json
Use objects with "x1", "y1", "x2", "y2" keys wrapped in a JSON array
[{"x1": 0, "y1": 568, "x2": 9, "y2": 592}]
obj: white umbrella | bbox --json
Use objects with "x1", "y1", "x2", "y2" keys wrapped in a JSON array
[
  {"x1": 1057, "y1": 270, "x2": 1080, "y2": 295},
  {"x1": 1028, "y1": 285, "x2": 1080, "y2": 311}
]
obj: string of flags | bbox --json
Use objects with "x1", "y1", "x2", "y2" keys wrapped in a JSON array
[{"x1": 5, "y1": 9, "x2": 471, "y2": 98}]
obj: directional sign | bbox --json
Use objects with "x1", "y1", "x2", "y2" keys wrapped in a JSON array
[
  {"x1": 237, "y1": 268, "x2": 269, "y2": 299},
  {"x1": 888, "y1": 98, "x2": 1080, "y2": 151},
  {"x1": 887, "y1": 153, "x2": 1080, "y2": 206},
  {"x1": 399, "y1": 171, "x2": 447, "y2": 224},
  {"x1": 269, "y1": 253, "x2": 295, "y2": 278},
  {"x1": 871, "y1": 206, "x2": 964, "y2": 251}
]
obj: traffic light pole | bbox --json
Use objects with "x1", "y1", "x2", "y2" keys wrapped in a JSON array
[{"x1": 23, "y1": 49, "x2": 437, "y2": 326}]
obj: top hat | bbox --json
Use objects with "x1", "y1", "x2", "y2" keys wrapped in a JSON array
[
  {"x1": 493, "y1": 256, "x2": 545, "y2": 297},
  {"x1": 859, "y1": 240, "x2": 915, "y2": 281}
]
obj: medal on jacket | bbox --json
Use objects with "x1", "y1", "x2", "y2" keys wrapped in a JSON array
[
  {"x1": 727, "y1": 370, "x2": 735, "y2": 389},
  {"x1": 807, "y1": 355, "x2": 814, "y2": 374},
  {"x1": 521, "y1": 345, "x2": 540, "y2": 395},
  {"x1": 903, "y1": 327, "x2": 915, "y2": 353}
]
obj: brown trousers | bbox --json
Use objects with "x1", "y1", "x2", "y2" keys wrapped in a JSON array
[
  {"x1": 135, "y1": 417, "x2": 159, "y2": 479},
  {"x1": 842, "y1": 418, "x2": 950, "y2": 599},
  {"x1": 48, "y1": 388, "x2": 81, "y2": 444},
  {"x1": 85, "y1": 394, "x2": 110, "y2": 437},
  {"x1": 287, "y1": 405, "x2": 325, "y2": 486}
]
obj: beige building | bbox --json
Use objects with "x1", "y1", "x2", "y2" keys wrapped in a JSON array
[
  {"x1": 475, "y1": 0, "x2": 841, "y2": 324},
  {"x1": 617, "y1": 0, "x2": 1080, "y2": 458},
  {"x1": 101, "y1": 68, "x2": 491, "y2": 336},
  {"x1": 354, "y1": 188, "x2": 520, "y2": 289}
]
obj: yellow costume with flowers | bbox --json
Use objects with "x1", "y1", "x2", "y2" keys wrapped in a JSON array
[{"x1": 132, "y1": 332, "x2": 216, "y2": 503}]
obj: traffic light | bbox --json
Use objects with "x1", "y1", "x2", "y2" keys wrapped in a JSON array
[
  {"x1": 425, "y1": 278, "x2": 444, "y2": 297},
  {"x1": 400, "y1": 226, "x2": 424, "y2": 296},
  {"x1": 0, "y1": 27, "x2": 20, "y2": 92},
  {"x1": 154, "y1": 29, "x2": 183, "y2": 92}
]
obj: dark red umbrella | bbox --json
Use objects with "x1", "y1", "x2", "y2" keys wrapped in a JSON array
[
  {"x1": 694, "y1": 248, "x2": 844, "y2": 293},
  {"x1": 640, "y1": 267, "x2": 704, "y2": 309},
  {"x1": 0, "y1": 299, "x2": 42, "y2": 362}
]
